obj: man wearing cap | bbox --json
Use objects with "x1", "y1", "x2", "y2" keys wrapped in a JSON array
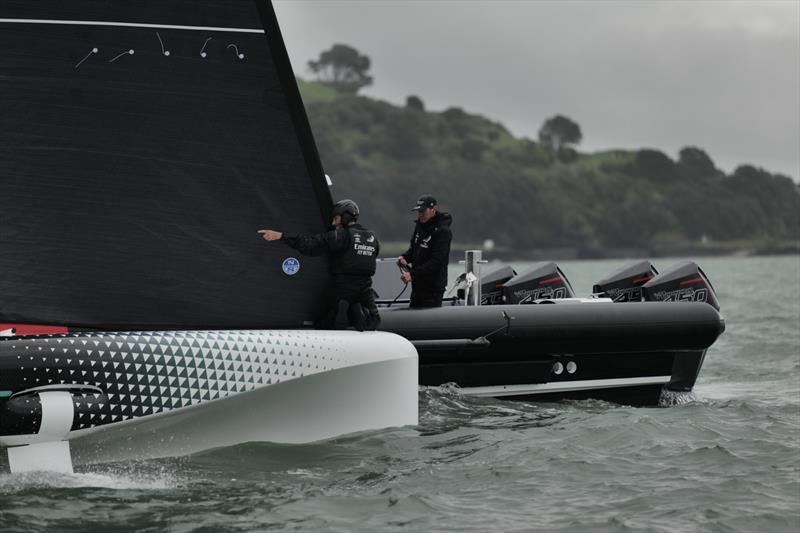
[{"x1": 396, "y1": 195, "x2": 453, "y2": 308}]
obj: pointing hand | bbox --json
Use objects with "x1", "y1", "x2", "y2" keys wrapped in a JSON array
[{"x1": 258, "y1": 229, "x2": 283, "y2": 241}]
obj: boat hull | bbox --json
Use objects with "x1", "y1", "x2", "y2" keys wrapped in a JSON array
[
  {"x1": 379, "y1": 301, "x2": 724, "y2": 406},
  {"x1": 70, "y1": 355, "x2": 416, "y2": 465},
  {"x1": 0, "y1": 330, "x2": 418, "y2": 470}
]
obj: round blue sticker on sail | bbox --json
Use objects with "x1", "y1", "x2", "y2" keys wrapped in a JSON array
[{"x1": 282, "y1": 257, "x2": 300, "y2": 275}]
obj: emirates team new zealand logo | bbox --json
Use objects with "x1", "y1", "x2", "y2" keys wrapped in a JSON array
[{"x1": 282, "y1": 257, "x2": 300, "y2": 275}]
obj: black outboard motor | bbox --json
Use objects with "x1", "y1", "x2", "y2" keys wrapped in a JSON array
[
  {"x1": 642, "y1": 261, "x2": 720, "y2": 310},
  {"x1": 643, "y1": 261, "x2": 721, "y2": 393},
  {"x1": 593, "y1": 260, "x2": 658, "y2": 302},
  {"x1": 479, "y1": 265, "x2": 517, "y2": 305},
  {"x1": 502, "y1": 262, "x2": 575, "y2": 304}
]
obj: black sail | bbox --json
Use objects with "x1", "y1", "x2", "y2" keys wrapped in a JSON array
[{"x1": 0, "y1": 1, "x2": 333, "y2": 329}]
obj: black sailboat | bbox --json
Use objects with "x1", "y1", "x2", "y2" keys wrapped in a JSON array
[{"x1": 0, "y1": 0, "x2": 418, "y2": 473}]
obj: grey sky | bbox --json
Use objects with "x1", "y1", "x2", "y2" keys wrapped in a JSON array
[{"x1": 274, "y1": 0, "x2": 800, "y2": 180}]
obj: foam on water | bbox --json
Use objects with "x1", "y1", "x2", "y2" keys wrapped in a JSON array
[
  {"x1": 0, "y1": 466, "x2": 178, "y2": 492},
  {"x1": 658, "y1": 388, "x2": 698, "y2": 406}
]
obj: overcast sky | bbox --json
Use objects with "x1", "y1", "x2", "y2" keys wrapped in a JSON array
[{"x1": 274, "y1": 0, "x2": 800, "y2": 180}]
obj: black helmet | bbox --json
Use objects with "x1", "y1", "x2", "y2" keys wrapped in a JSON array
[{"x1": 332, "y1": 199, "x2": 359, "y2": 224}]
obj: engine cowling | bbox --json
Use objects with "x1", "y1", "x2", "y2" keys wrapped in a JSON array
[
  {"x1": 642, "y1": 261, "x2": 720, "y2": 310},
  {"x1": 502, "y1": 262, "x2": 575, "y2": 304},
  {"x1": 479, "y1": 265, "x2": 517, "y2": 305},
  {"x1": 593, "y1": 260, "x2": 658, "y2": 302}
]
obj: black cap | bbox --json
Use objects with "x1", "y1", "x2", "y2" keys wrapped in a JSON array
[{"x1": 411, "y1": 195, "x2": 437, "y2": 211}]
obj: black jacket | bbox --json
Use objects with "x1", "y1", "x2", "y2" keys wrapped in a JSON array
[
  {"x1": 282, "y1": 223, "x2": 379, "y2": 275},
  {"x1": 401, "y1": 212, "x2": 453, "y2": 293},
  {"x1": 282, "y1": 223, "x2": 379, "y2": 291}
]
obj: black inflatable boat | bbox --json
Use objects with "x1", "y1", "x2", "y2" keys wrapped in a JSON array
[{"x1": 377, "y1": 257, "x2": 725, "y2": 406}]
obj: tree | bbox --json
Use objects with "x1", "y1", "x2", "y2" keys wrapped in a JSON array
[
  {"x1": 538, "y1": 115, "x2": 582, "y2": 152},
  {"x1": 307, "y1": 44, "x2": 373, "y2": 94},
  {"x1": 678, "y1": 146, "x2": 718, "y2": 179},
  {"x1": 406, "y1": 95, "x2": 425, "y2": 111},
  {"x1": 635, "y1": 149, "x2": 676, "y2": 180}
]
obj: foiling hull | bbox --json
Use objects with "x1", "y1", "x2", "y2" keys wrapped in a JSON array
[
  {"x1": 379, "y1": 301, "x2": 724, "y2": 407},
  {"x1": 0, "y1": 330, "x2": 418, "y2": 472}
]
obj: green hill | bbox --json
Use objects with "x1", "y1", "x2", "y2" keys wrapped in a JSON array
[{"x1": 297, "y1": 79, "x2": 800, "y2": 257}]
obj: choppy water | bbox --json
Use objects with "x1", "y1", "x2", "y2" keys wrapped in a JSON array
[{"x1": 1, "y1": 256, "x2": 798, "y2": 532}]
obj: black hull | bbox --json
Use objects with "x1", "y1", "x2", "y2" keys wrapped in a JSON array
[
  {"x1": 494, "y1": 384, "x2": 665, "y2": 407},
  {"x1": 379, "y1": 301, "x2": 724, "y2": 406}
]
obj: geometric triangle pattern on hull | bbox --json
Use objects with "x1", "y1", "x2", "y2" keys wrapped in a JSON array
[{"x1": 0, "y1": 330, "x2": 360, "y2": 434}]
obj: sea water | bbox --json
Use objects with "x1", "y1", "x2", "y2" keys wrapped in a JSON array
[{"x1": 1, "y1": 256, "x2": 798, "y2": 532}]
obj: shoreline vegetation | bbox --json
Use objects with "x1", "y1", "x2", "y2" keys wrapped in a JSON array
[
  {"x1": 380, "y1": 239, "x2": 800, "y2": 261},
  {"x1": 296, "y1": 73, "x2": 799, "y2": 260}
]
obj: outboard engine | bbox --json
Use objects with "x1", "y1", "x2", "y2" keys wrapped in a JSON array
[
  {"x1": 476, "y1": 265, "x2": 516, "y2": 305},
  {"x1": 593, "y1": 260, "x2": 658, "y2": 302},
  {"x1": 642, "y1": 261, "x2": 720, "y2": 310},
  {"x1": 502, "y1": 262, "x2": 575, "y2": 304}
]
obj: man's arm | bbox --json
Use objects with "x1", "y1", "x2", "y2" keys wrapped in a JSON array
[
  {"x1": 410, "y1": 227, "x2": 451, "y2": 278},
  {"x1": 259, "y1": 227, "x2": 347, "y2": 256}
]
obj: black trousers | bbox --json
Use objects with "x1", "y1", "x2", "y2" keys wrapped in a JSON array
[
  {"x1": 409, "y1": 289, "x2": 444, "y2": 309},
  {"x1": 319, "y1": 276, "x2": 380, "y2": 330}
]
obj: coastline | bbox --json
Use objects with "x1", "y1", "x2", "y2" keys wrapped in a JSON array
[{"x1": 380, "y1": 240, "x2": 800, "y2": 261}]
